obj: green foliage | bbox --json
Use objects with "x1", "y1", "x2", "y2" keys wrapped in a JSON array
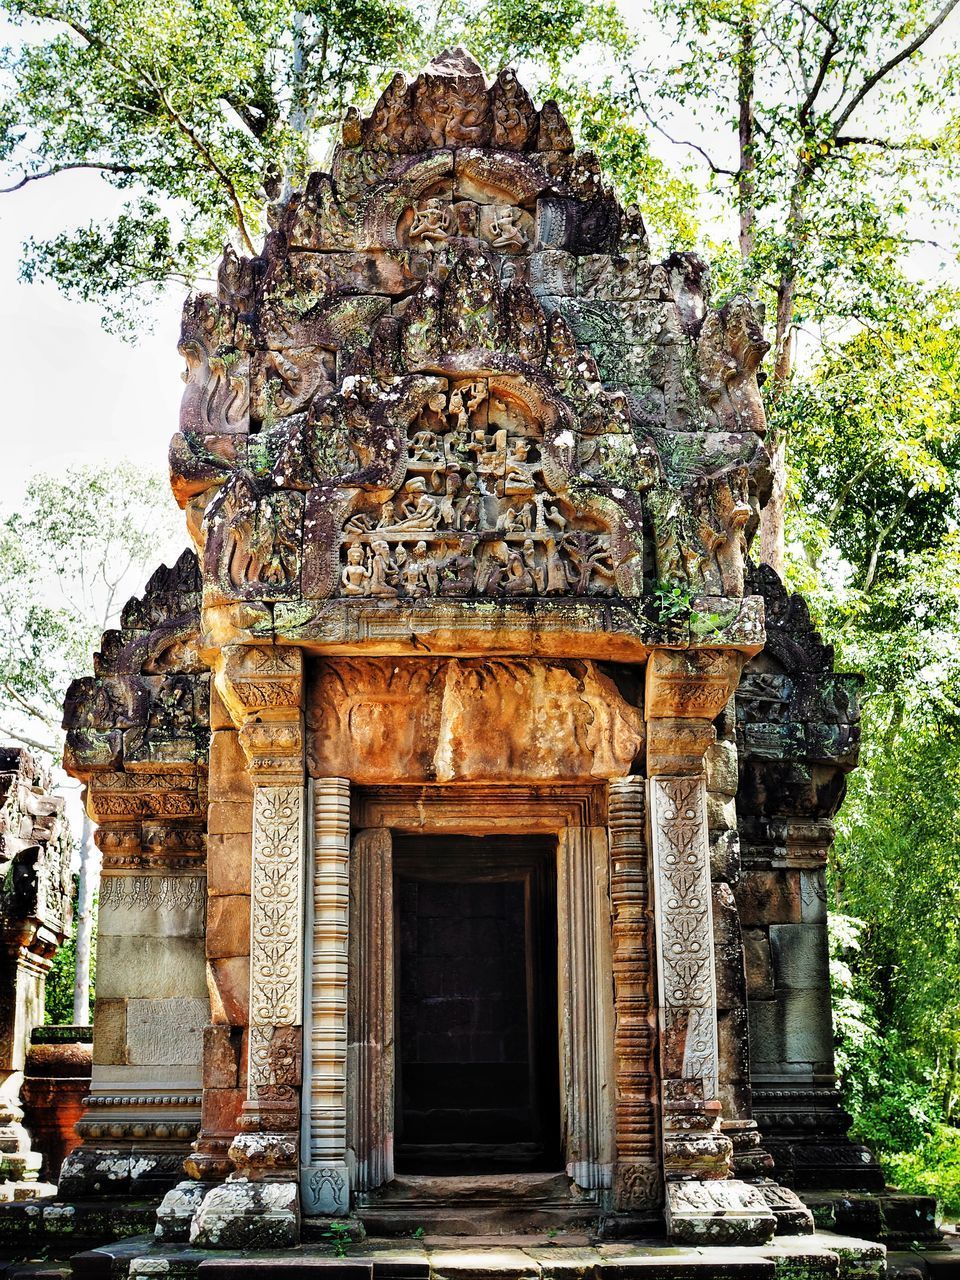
[
  {"x1": 653, "y1": 579, "x2": 694, "y2": 620},
  {"x1": 885, "y1": 1127, "x2": 960, "y2": 1216},
  {"x1": 0, "y1": 0, "x2": 635, "y2": 327},
  {"x1": 322, "y1": 1220, "x2": 353, "y2": 1257},
  {"x1": 0, "y1": 463, "x2": 186, "y2": 759}
]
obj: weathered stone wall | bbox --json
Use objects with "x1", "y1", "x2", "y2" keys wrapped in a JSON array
[
  {"x1": 734, "y1": 564, "x2": 882, "y2": 1191},
  {"x1": 61, "y1": 552, "x2": 210, "y2": 1198},
  {"x1": 0, "y1": 748, "x2": 72, "y2": 1187}
]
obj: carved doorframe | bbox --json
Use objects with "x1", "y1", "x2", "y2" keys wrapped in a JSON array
[{"x1": 343, "y1": 784, "x2": 615, "y2": 1199}]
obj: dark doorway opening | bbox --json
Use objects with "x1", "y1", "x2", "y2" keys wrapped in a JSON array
[{"x1": 393, "y1": 835, "x2": 560, "y2": 1175}]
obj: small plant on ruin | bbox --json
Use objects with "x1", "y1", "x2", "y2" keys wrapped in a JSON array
[
  {"x1": 323, "y1": 1220, "x2": 353, "y2": 1258},
  {"x1": 653, "y1": 580, "x2": 694, "y2": 621}
]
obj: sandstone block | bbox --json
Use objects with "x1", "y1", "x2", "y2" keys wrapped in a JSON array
[
  {"x1": 208, "y1": 730, "x2": 252, "y2": 804},
  {"x1": 206, "y1": 956, "x2": 249, "y2": 1026},
  {"x1": 125, "y1": 997, "x2": 207, "y2": 1067},
  {"x1": 189, "y1": 1179, "x2": 299, "y2": 1249},
  {"x1": 743, "y1": 930, "x2": 775, "y2": 999},
  {"x1": 206, "y1": 894, "x2": 251, "y2": 960},
  {"x1": 207, "y1": 832, "x2": 252, "y2": 896},
  {"x1": 95, "y1": 936, "x2": 207, "y2": 1000},
  {"x1": 203, "y1": 1024, "x2": 240, "y2": 1089},
  {"x1": 735, "y1": 871, "x2": 802, "y2": 927},
  {"x1": 207, "y1": 801, "x2": 252, "y2": 837},
  {"x1": 200, "y1": 1086, "x2": 244, "y2": 1137},
  {"x1": 770, "y1": 923, "x2": 828, "y2": 991},
  {"x1": 92, "y1": 999, "x2": 127, "y2": 1066}
]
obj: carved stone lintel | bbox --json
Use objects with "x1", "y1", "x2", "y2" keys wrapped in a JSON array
[
  {"x1": 301, "y1": 778, "x2": 350, "y2": 1214},
  {"x1": 217, "y1": 646, "x2": 305, "y2": 783}
]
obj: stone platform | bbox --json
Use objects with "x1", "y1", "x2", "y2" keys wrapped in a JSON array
[{"x1": 48, "y1": 1232, "x2": 894, "y2": 1280}]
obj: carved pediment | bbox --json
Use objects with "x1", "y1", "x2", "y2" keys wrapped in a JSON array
[{"x1": 166, "y1": 51, "x2": 774, "y2": 652}]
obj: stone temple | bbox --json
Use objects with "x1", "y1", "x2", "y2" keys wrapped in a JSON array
[{"x1": 46, "y1": 48, "x2": 937, "y2": 1276}]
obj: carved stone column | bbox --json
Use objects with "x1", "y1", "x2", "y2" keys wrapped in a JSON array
[
  {"x1": 301, "y1": 777, "x2": 350, "y2": 1214},
  {"x1": 188, "y1": 645, "x2": 306, "y2": 1249},
  {"x1": 607, "y1": 780, "x2": 659, "y2": 1221},
  {"x1": 347, "y1": 828, "x2": 393, "y2": 1195},
  {"x1": 558, "y1": 825, "x2": 615, "y2": 1196},
  {"x1": 645, "y1": 649, "x2": 775, "y2": 1246}
]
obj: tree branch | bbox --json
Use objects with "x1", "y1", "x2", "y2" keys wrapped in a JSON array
[
  {"x1": 835, "y1": 0, "x2": 960, "y2": 134},
  {"x1": 835, "y1": 134, "x2": 940, "y2": 151},
  {"x1": 0, "y1": 161, "x2": 138, "y2": 194},
  {"x1": 152, "y1": 82, "x2": 256, "y2": 253},
  {"x1": 636, "y1": 102, "x2": 737, "y2": 176}
]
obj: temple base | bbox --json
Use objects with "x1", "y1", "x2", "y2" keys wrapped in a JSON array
[
  {"x1": 188, "y1": 1177, "x2": 300, "y2": 1249},
  {"x1": 665, "y1": 1178, "x2": 777, "y2": 1246}
]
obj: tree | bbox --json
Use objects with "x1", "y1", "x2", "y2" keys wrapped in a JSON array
[
  {"x1": 775, "y1": 290, "x2": 960, "y2": 1207},
  {"x1": 623, "y1": 0, "x2": 960, "y2": 567},
  {"x1": 0, "y1": 464, "x2": 186, "y2": 1021},
  {"x1": 0, "y1": 0, "x2": 633, "y2": 329}
]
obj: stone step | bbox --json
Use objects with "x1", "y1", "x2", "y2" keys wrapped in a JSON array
[
  {"x1": 349, "y1": 1207, "x2": 601, "y2": 1239},
  {"x1": 60, "y1": 1233, "x2": 891, "y2": 1280}
]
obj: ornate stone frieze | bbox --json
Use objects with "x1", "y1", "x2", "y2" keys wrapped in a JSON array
[{"x1": 164, "y1": 51, "x2": 772, "y2": 658}]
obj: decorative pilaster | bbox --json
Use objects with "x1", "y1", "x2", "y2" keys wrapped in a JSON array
[
  {"x1": 188, "y1": 644, "x2": 305, "y2": 1249},
  {"x1": 348, "y1": 828, "x2": 393, "y2": 1194},
  {"x1": 645, "y1": 649, "x2": 775, "y2": 1246},
  {"x1": 558, "y1": 826, "x2": 615, "y2": 1195},
  {"x1": 301, "y1": 777, "x2": 350, "y2": 1214},
  {"x1": 606, "y1": 781, "x2": 659, "y2": 1217}
]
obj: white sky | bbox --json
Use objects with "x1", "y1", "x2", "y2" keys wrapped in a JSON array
[{"x1": 0, "y1": 172, "x2": 183, "y2": 513}]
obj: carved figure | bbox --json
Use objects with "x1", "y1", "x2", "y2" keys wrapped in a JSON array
[
  {"x1": 439, "y1": 539, "x2": 476, "y2": 595},
  {"x1": 409, "y1": 198, "x2": 450, "y2": 245},
  {"x1": 390, "y1": 478, "x2": 440, "y2": 531},
  {"x1": 697, "y1": 473, "x2": 752, "y2": 595},
  {"x1": 504, "y1": 437, "x2": 536, "y2": 495},
  {"x1": 368, "y1": 541, "x2": 399, "y2": 598},
  {"x1": 490, "y1": 67, "x2": 536, "y2": 150},
  {"x1": 544, "y1": 536, "x2": 574, "y2": 594},
  {"x1": 341, "y1": 544, "x2": 371, "y2": 596},
  {"x1": 489, "y1": 206, "x2": 527, "y2": 250},
  {"x1": 456, "y1": 474, "x2": 483, "y2": 530},
  {"x1": 438, "y1": 473, "x2": 462, "y2": 527}
]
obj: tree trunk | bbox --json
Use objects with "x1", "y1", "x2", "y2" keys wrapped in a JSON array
[
  {"x1": 282, "y1": 10, "x2": 309, "y2": 202},
  {"x1": 737, "y1": 7, "x2": 756, "y2": 263},
  {"x1": 72, "y1": 812, "x2": 99, "y2": 1026}
]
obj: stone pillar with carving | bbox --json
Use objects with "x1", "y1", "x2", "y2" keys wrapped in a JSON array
[
  {"x1": 645, "y1": 649, "x2": 775, "y2": 1246},
  {"x1": 301, "y1": 777, "x2": 350, "y2": 1214},
  {"x1": 607, "y1": 778, "x2": 660, "y2": 1223},
  {"x1": 187, "y1": 644, "x2": 306, "y2": 1249}
]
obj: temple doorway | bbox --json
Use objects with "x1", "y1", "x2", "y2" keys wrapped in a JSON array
[{"x1": 393, "y1": 836, "x2": 560, "y2": 1175}]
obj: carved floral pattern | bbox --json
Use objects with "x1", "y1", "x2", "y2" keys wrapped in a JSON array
[{"x1": 250, "y1": 787, "x2": 304, "y2": 1027}]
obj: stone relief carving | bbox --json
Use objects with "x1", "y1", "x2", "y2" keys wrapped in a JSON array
[
  {"x1": 650, "y1": 776, "x2": 719, "y2": 1095},
  {"x1": 335, "y1": 377, "x2": 619, "y2": 600},
  {"x1": 99, "y1": 875, "x2": 207, "y2": 913},
  {"x1": 249, "y1": 787, "x2": 304, "y2": 1028}
]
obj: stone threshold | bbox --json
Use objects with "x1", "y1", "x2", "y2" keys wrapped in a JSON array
[{"x1": 64, "y1": 1231, "x2": 890, "y2": 1280}]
